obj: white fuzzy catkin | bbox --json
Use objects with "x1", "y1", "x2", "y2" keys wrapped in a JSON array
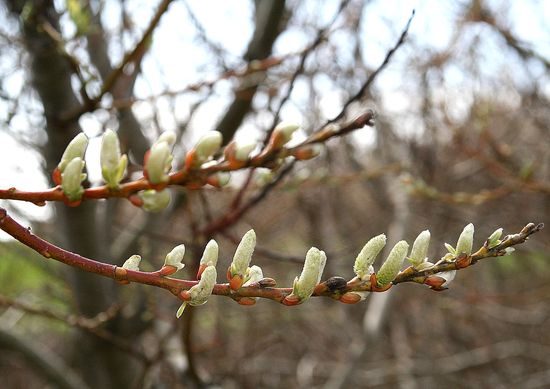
[
  {"x1": 376, "y1": 240, "x2": 409, "y2": 286},
  {"x1": 164, "y1": 244, "x2": 186, "y2": 271},
  {"x1": 292, "y1": 247, "x2": 326, "y2": 300},
  {"x1": 408, "y1": 230, "x2": 430, "y2": 267},
  {"x1": 354, "y1": 234, "x2": 386, "y2": 279},
  {"x1": 455, "y1": 223, "x2": 474, "y2": 255},
  {"x1": 229, "y1": 229, "x2": 256, "y2": 276}
]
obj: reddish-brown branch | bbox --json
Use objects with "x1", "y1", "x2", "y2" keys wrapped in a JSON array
[
  {"x1": 0, "y1": 111, "x2": 375, "y2": 206},
  {"x1": 0, "y1": 206, "x2": 543, "y2": 306}
]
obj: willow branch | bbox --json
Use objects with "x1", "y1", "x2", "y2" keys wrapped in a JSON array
[
  {"x1": 0, "y1": 207, "x2": 542, "y2": 305},
  {"x1": 0, "y1": 111, "x2": 375, "y2": 205}
]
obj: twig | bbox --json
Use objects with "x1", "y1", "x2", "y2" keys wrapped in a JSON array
[
  {"x1": 325, "y1": 10, "x2": 415, "y2": 126},
  {"x1": 0, "y1": 294, "x2": 149, "y2": 362},
  {"x1": 62, "y1": 0, "x2": 175, "y2": 121},
  {"x1": 265, "y1": 0, "x2": 352, "y2": 141},
  {"x1": 0, "y1": 295, "x2": 118, "y2": 330},
  {"x1": 0, "y1": 111, "x2": 375, "y2": 205},
  {"x1": 0, "y1": 207, "x2": 542, "y2": 305},
  {"x1": 201, "y1": 161, "x2": 295, "y2": 236}
]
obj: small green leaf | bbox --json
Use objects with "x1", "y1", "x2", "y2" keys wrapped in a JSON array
[
  {"x1": 176, "y1": 302, "x2": 187, "y2": 318},
  {"x1": 444, "y1": 243, "x2": 456, "y2": 255}
]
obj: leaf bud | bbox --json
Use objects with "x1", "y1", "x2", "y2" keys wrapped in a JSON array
[{"x1": 487, "y1": 227, "x2": 503, "y2": 249}]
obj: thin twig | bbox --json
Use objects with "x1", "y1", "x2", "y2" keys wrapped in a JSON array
[
  {"x1": 0, "y1": 294, "x2": 149, "y2": 362},
  {"x1": 265, "y1": 0, "x2": 353, "y2": 141},
  {"x1": 62, "y1": 0, "x2": 175, "y2": 121},
  {"x1": 325, "y1": 10, "x2": 415, "y2": 126}
]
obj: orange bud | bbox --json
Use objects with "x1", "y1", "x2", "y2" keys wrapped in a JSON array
[
  {"x1": 229, "y1": 274, "x2": 244, "y2": 291},
  {"x1": 237, "y1": 297, "x2": 257, "y2": 306},
  {"x1": 52, "y1": 168, "x2": 62, "y2": 186},
  {"x1": 282, "y1": 294, "x2": 301, "y2": 306},
  {"x1": 159, "y1": 265, "x2": 178, "y2": 276},
  {"x1": 339, "y1": 292, "x2": 362, "y2": 304}
]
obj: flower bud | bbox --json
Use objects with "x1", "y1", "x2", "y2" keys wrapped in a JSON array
[
  {"x1": 455, "y1": 223, "x2": 474, "y2": 256},
  {"x1": 200, "y1": 239, "x2": 219, "y2": 268},
  {"x1": 340, "y1": 291, "x2": 369, "y2": 304},
  {"x1": 188, "y1": 265, "x2": 217, "y2": 306},
  {"x1": 101, "y1": 129, "x2": 127, "y2": 189},
  {"x1": 292, "y1": 145, "x2": 322, "y2": 161},
  {"x1": 176, "y1": 265, "x2": 217, "y2": 317},
  {"x1": 290, "y1": 247, "x2": 327, "y2": 301},
  {"x1": 269, "y1": 122, "x2": 300, "y2": 149},
  {"x1": 408, "y1": 230, "x2": 430, "y2": 267},
  {"x1": 195, "y1": 131, "x2": 223, "y2": 162},
  {"x1": 155, "y1": 131, "x2": 176, "y2": 147},
  {"x1": 487, "y1": 227, "x2": 503, "y2": 248},
  {"x1": 61, "y1": 157, "x2": 86, "y2": 201},
  {"x1": 122, "y1": 255, "x2": 141, "y2": 271},
  {"x1": 234, "y1": 140, "x2": 256, "y2": 161},
  {"x1": 138, "y1": 189, "x2": 171, "y2": 212},
  {"x1": 376, "y1": 240, "x2": 409, "y2": 286},
  {"x1": 163, "y1": 244, "x2": 185, "y2": 272},
  {"x1": 243, "y1": 265, "x2": 264, "y2": 287},
  {"x1": 58, "y1": 133, "x2": 88, "y2": 172},
  {"x1": 354, "y1": 234, "x2": 386, "y2": 280},
  {"x1": 145, "y1": 142, "x2": 172, "y2": 184},
  {"x1": 228, "y1": 229, "x2": 256, "y2": 290},
  {"x1": 197, "y1": 239, "x2": 219, "y2": 278},
  {"x1": 207, "y1": 172, "x2": 231, "y2": 187},
  {"x1": 273, "y1": 122, "x2": 300, "y2": 146}
]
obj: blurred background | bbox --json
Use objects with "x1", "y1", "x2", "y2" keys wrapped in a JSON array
[{"x1": 0, "y1": 0, "x2": 549, "y2": 388}]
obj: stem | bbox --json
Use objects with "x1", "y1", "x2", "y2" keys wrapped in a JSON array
[{"x1": 0, "y1": 207, "x2": 543, "y2": 304}]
